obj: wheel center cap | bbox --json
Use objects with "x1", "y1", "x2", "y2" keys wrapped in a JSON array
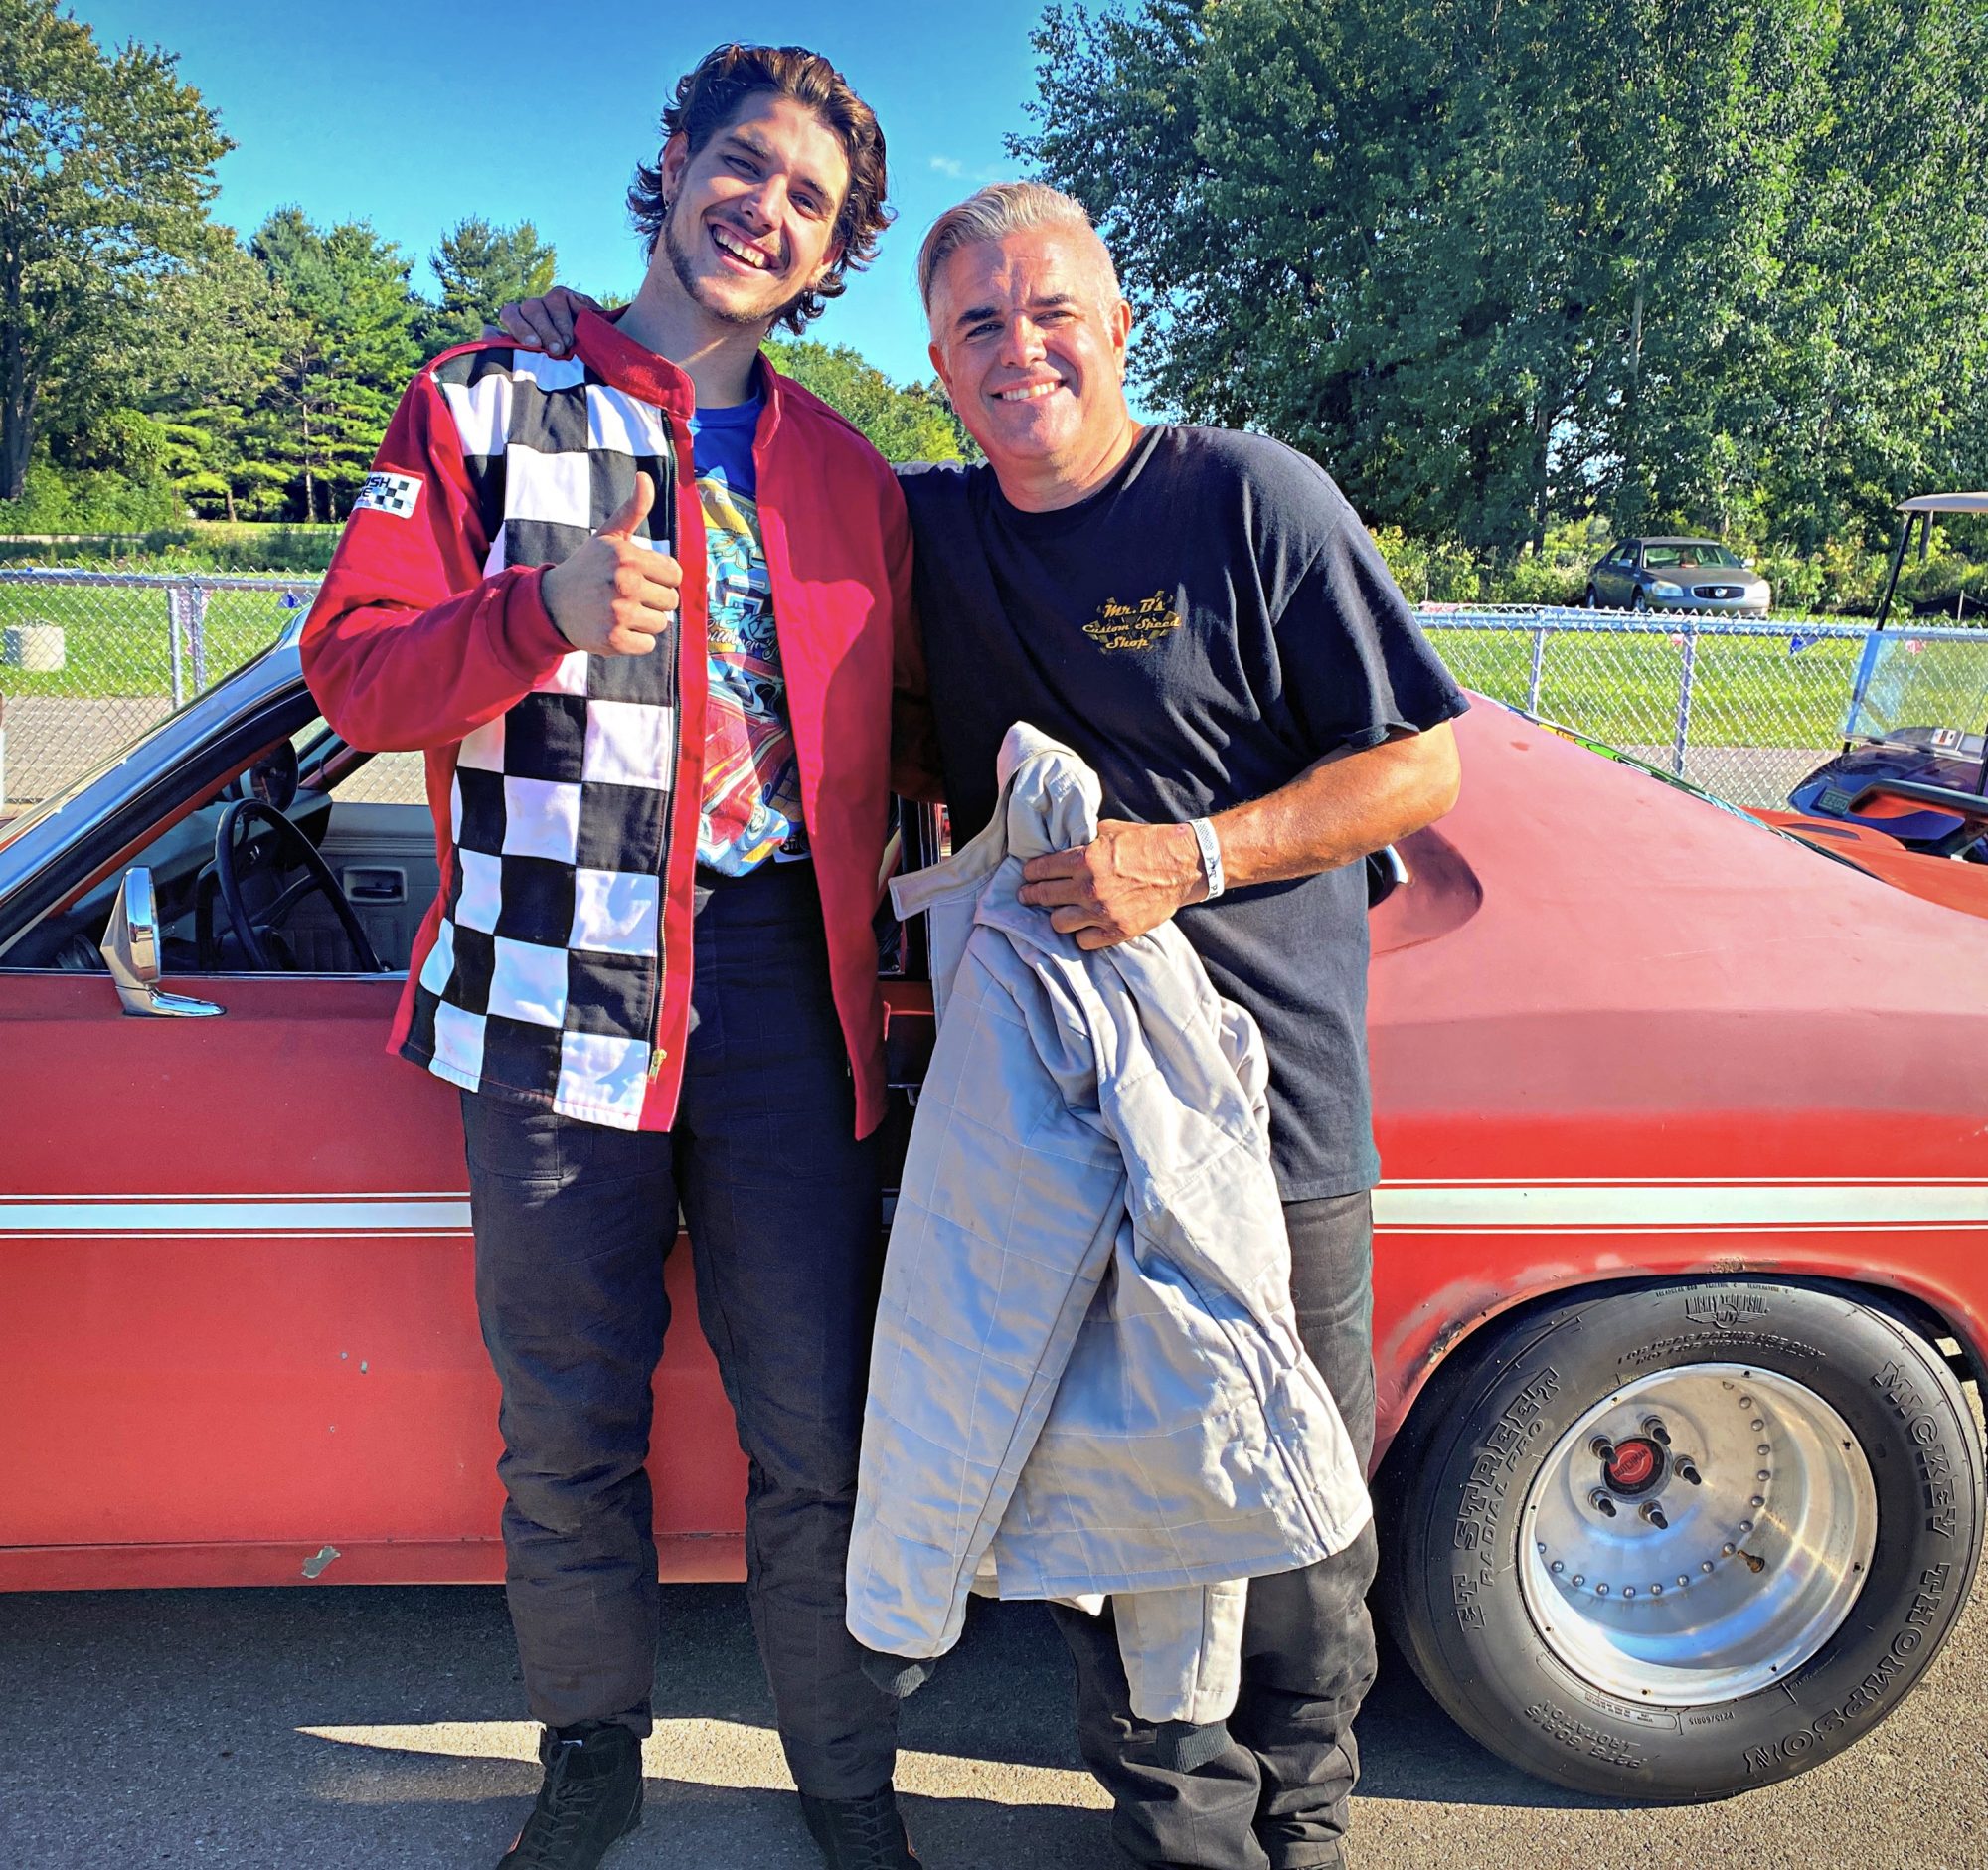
[{"x1": 1604, "y1": 1438, "x2": 1663, "y2": 1494}]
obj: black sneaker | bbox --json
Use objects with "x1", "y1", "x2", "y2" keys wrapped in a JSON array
[
  {"x1": 798, "y1": 1784, "x2": 919, "y2": 1868},
  {"x1": 496, "y1": 1722, "x2": 642, "y2": 1869}
]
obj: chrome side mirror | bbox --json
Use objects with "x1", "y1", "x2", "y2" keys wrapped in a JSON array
[
  {"x1": 100, "y1": 868, "x2": 223, "y2": 1018},
  {"x1": 1365, "y1": 842, "x2": 1410, "y2": 910}
]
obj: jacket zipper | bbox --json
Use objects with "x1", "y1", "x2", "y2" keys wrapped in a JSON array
[{"x1": 644, "y1": 424, "x2": 682, "y2": 1084}]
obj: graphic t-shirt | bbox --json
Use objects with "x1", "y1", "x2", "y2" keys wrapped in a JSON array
[
  {"x1": 899, "y1": 425, "x2": 1468, "y2": 1199},
  {"x1": 691, "y1": 388, "x2": 806, "y2": 874}
]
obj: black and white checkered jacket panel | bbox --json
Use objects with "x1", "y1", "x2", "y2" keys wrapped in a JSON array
[{"x1": 401, "y1": 347, "x2": 683, "y2": 1129}]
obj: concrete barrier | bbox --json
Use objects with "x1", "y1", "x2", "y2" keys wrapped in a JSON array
[{"x1": 2, "y1": 623, "x2": 66, "y2": 672}]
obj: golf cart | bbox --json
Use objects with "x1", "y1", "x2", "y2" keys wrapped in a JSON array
[{"x1": 1787, "y1": 492, "x2": 1988, "y2": 862}]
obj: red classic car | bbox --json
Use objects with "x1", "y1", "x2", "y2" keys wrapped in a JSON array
[{"x1": 2, "y1": 630, "x2": 1983, "y2": 1804}]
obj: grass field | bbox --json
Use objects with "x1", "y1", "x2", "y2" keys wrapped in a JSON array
[
  {"x1": 1405, "y1": 624, "x2": 1875, "y2": 752},
  {"x1": 0, "y1": 579, "x2": 300, "y2": 700}
]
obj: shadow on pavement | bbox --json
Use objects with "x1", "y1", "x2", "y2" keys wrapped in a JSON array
[
  {"x1": 1353, "y1": 1624, "x2": 1628, "y2": 1810},
  {"x1": 0, "y1": 1578, "x2": 1630, "y2": 1870},
  {"x1": 288, "y1": 1740, "x2": 1111, "y2": 1869}
]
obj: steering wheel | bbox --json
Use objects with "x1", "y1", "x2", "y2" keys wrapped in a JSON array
[{"x1": 215, "y1": 798, "x2": 386, "y2": 973}]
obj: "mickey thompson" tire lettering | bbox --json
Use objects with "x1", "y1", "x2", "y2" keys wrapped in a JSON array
[
  {"x1": 1741, "y1": 1564, "x2": 1954, "y2": 1773},
  {"x1": 1874, "y1": 1360, "x2": 1961, "y2": 1537}
]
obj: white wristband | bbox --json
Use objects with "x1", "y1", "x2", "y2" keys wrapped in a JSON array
[{"x1": 1187, "y1": 817, "x2": 1226, "y2": 901}]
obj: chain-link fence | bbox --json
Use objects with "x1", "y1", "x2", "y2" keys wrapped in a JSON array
[
  {"x1": 1419, "y1": 607, "x2": 1988, "y2": 806},
  {"x1": 4, "y1": 574, "x2": 1987, "y2": 816},
  {"x1": 0, "y1": 568, "x2": 433, "y2": 810},
  {"x1": 0, "y1": 569, "x2": 309, "y2": 811}
]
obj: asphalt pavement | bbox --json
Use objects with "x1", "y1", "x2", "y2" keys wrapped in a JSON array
[{"x1": 1, "y1": 1564, "x2": 1983, "y2": 1870}]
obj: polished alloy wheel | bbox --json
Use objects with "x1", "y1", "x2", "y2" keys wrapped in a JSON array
[
  {"x1": 1386, "y1": 1283, "x2": 1981, "y2": 1798},
  {"x1": 1518, "y1": 1362, "x2": 1878, "y2": 1704}
]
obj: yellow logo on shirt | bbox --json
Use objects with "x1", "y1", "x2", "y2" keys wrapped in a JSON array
[{"x1": 1082, "y1": 589, "x2": 1183, "y2": 652}]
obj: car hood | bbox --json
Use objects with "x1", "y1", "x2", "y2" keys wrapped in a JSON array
[
  {"x1": 1649, "y1": 563, "x2": 1765, "y2": 590},
  {"x1": 1374, "y1": 705, "x2": 1988, "y2": 1054},
  {"x1": 1755, "y1": 809, "x2": 1988, "y2": 921}
]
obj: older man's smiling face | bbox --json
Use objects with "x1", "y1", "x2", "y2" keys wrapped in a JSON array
[{"x1": 928, "y1": 226, "x2": 1135, "y2": 503}]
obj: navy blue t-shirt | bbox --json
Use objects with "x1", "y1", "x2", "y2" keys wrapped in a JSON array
[{"x1": 900, "y1": 425, "x2": 1468, "y2": 1198}]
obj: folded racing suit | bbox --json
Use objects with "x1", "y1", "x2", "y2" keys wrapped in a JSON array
[{"x1": 846, "y1": 723, "x2": 1370, "y2": 1732}]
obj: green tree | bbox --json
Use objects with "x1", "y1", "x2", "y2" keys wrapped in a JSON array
[
  {"x1": 425, "y1": 217, "x2": 558, "y2": 352},
  {"x1": 765, "y1": 337, "x2": 970, "y2": 462},
  {"x1": 248, "y1": 207, "x2": 423, "y2": 520},
  {"x1": 1752, "y1": 0, "x2": 1988, "y2": 549},
  {"x1": 0, "y1": 0, "x2": 229, "y2": 501},
  {"x1": 129, "y1": 240, "x2": 297, "y2": 519},
  {"x1": 1017, "y1": 0, "x2": 1988, "y2": 557}
]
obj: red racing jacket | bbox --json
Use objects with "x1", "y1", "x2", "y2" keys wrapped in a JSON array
[{"x1": 302, "y1": 309, "x2": 925, "y2": 1138}]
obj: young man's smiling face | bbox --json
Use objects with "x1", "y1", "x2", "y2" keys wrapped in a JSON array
[
  {"x1": 655, "y1": 91, "x2": 851, "y2": 331},
  {"x1": 927, "y1": 225, "x2": 1134, "y2": 498}
]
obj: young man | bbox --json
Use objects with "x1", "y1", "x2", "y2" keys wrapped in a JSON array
[
  {"x1": 303, "y1": 45, "x2": 924, "y2": 1870},
  {"x1": 901, "y1": 185, "x2": 1464, "y2": 1870}
]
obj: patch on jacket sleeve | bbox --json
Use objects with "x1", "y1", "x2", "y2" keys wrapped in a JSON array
[{"x1": 352, "y1": 470, "x2": 423, "y2": 519}]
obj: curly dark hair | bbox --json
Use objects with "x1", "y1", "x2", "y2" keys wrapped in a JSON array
[{"x1": 629, "y1": 44, "x2": 891, "y2": 335}]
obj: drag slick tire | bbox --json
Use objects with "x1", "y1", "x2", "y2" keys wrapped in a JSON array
[{"x1": 1380, "y1": 1281, "x2": 1983, "y2": 1800}]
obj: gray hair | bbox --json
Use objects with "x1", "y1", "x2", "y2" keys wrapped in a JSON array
[{"x1": 916, "y1": 181, "x2": 1121, "y2": 312}]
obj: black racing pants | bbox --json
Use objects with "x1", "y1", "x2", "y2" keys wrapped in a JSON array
[
  {"x1": 1050, "y1": 1190, "x2": 1380, "y2": 1870},
  {"x1": 461, "y1": 862, "x2": 899, "y2": 1800}
]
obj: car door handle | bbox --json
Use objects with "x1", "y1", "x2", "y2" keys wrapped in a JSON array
[{"x1": 342, "y1": 866, "x2": 406, "y2": 904}]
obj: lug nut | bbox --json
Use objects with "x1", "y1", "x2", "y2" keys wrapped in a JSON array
[
  {"x1": 1643, "y1": 1417, "x2": 1671, "y2": 1445},
  {"x1": 1640, "y1": 1502, "x2": 1669, "y2": 1530},
  {"x1": 1591, "y1": 1437, "x2": 1616, "y2": 1462},
  {"x1": 1678, "y1": 1460, "x2": 1703, "y2": 1485},
  {"x1": 1590, "y1": 1490, "x2": 1619, "y2": 1518}
]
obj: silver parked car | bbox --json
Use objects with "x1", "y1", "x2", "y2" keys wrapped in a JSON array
[{"x1": 1585, "y1": 537, "x2": 1772, "y2": 616}]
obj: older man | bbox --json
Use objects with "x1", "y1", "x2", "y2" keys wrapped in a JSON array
[
  {"x1": 501, "y1": 178, "x2": 1463, "y2": 1870},
  {"x1": 900, "y1": 184, "x2": 1464, "y2": 1870}
]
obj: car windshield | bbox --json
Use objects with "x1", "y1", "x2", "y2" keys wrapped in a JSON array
[{"x1": 1644, "y1": 542, "x2": 1743, "y2": 570}]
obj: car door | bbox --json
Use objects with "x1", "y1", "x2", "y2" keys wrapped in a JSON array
[
  {"x1": 1614, "y1": 542, "x2": 1644, "y2": 605},
  {"x1": 1597, "y1": 542, "x2": 1631, "y2": 606},
  {"x1": 0, "y1": 685, "x2": 744, "y2": 1590}
]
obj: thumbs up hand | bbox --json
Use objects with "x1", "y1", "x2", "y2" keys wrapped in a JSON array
[{"x1": 539, "y1": 473, "x2": 682, "y2": 657}]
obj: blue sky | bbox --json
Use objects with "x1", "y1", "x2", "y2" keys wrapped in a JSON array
[{"x1": 72, "y1": 0, "x2": 1051, "y2": 390}]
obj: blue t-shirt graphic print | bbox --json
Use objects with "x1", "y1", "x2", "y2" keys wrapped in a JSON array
[{"x1": 690, "y1": 388, "x2": 806, "y2": 874}]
